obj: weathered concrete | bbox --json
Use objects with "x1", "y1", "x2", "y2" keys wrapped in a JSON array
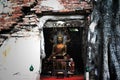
[{"x1": 0, "y1": 27, "x2": 45, "y2": 80}]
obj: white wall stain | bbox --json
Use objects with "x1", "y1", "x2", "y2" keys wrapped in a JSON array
[
  {"x1": 0, "y1": 28, "x2": 42, "y2": 80},
  {"x1": 41, "y1": 0, "x2": 64, "y2": 10}
]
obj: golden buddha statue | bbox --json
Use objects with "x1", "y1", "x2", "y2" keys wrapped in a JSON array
[{"x1": 48, "y1": 33, "x2": 67, "y2": 60}]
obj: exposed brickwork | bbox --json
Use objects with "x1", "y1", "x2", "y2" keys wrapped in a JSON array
[{"x1": 0, "y1": 0, "x2": 92, "y2": 31}]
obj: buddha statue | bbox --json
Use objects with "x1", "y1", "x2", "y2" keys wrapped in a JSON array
[{"x1": 48, "y1": 33, "x2": 67, "y2": 60}]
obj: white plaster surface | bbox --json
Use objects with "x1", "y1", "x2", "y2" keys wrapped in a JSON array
[
  {"x1": 0, "y1": 29, "x2": 44, "y2": 80},
  {"x1": 41, "y1": 0, "x2": 64, "y2": 10}
]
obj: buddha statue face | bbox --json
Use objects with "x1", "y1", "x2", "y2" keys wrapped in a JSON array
[{"x1": 57, "y1": 36, "x2": 63, "y2": 43}]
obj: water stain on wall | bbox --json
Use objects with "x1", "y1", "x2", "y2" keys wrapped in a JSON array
[{"x1": 2, "y1": 46, "x2": 11, "y2": 57}]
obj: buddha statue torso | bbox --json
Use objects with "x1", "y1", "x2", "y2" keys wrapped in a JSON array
[{"x1": 53, "y1": 43, "x2": 66, "y2": 56}]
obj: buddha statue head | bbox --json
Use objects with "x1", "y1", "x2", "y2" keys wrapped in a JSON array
[{"x1": 57, "y1": 32, "x2": 63, "y2": 43}]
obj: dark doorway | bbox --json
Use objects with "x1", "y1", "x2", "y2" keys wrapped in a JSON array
[{"x1": 42, "y1": 27, "x2": 84, "y2": 76}]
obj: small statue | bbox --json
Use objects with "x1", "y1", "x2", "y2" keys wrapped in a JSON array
[{"x1": 48, "y1": 32, "x2": 67, "y2": 60}]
